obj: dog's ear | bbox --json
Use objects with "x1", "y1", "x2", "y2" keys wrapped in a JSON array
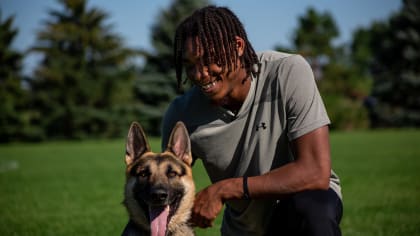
[
  {"x1": 125, "y1": 122, "x2": 150, "y2": 165},
  {"x1": 166, "y1": 122, "x2": 192, "y2": 166}
]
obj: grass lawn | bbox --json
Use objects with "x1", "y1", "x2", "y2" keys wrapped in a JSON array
[{"x1": 0, "y1": 129, "x2": 419, "y2": 235}]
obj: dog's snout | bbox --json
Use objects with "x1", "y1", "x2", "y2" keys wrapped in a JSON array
[{"x1": 151, "y1": 188, "x2": 169, "y2": 202}]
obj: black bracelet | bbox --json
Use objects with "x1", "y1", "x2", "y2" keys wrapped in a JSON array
[{"x1": 243, "y1": 176, "x2": 251, "y2": 200}]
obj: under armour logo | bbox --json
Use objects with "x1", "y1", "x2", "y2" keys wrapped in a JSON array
[{"x1": 256, "y1": 122, "x2": 267, "y2": 131}]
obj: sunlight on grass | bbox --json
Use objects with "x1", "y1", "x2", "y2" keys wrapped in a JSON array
[{"x1": 0, "y1": 129, "x2": 419, "y2": 235}]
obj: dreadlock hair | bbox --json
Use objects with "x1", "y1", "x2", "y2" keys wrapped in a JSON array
[{"x1": 174, "y1": 5, "x2": 259, "y2": 90}]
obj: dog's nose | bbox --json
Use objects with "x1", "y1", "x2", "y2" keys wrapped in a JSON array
[{"x1": 151, "y1": 189, "x2": 168, "y2": 202}]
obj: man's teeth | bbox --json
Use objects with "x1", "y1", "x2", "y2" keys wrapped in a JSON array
[{"x1": 202, "y1": 82, "x2": 216, "y2": 90}]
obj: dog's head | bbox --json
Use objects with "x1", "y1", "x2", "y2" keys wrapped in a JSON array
[{"x1": 124, "y1": 121, "x2": 194, "y2": 235}]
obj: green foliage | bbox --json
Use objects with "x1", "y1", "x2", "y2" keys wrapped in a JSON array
[
  {"x1": 363, "y1": 0, "x2": 420, "y2": 127},
  {"x1": 318, "y1": 63, "x2": 370, "y2": 130},
  {"x1": 351, "y1": 28, "x2": 375, "y2": 75},
  {"x1": 1, "y1": 130, "x2": 420, "y2": 235},
  {"x1": 287, "y1": 7, "x2": 371, "y2": 130},
  {"x1": 0, "y1": 12, "x2": 21, "y2": 77},
  {"x1": 135, "y1": 0, "x2": 209, "y2": 135},
  {"x1": 294, "y1": 7, "x2": 339, "y2": 58},
  {"x1": 0, "y1": 11, "x2": 40, "y2": 141},
  {"x1": 2, "y1": 0, "x2": 418, "y2": 143},
  {"x1": 29, "y1": 0, "x2": 139, "y2": 140},
  {"x1": 0, "y1": 12, "x2": 21, "y2": 141}
]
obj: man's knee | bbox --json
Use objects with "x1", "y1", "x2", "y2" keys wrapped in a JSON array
[
  {"x1": 294, "y1": 189, "x2": 342, "y2": 220},
  {"x1": 293, "y1": 188, "x2": 343, "y2": 235},
  {"x1": 267, "y1": 189, "x2": 342, "y2": 236}
]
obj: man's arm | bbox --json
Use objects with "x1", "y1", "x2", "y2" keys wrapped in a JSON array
[
  {"x1": 191, "y1": 125, "x2": 331, "y2": 227},
  {"x1": 248, "y1": 125, "x2": 331, "y2": 198}
]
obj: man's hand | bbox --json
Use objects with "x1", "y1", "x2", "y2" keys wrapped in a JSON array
[
  {"x1": 191, "y1": 177, "x2": 244, "y2": 228},
  {"x1": 191, "y1": 183, "x2": 224, "y2": 228}
]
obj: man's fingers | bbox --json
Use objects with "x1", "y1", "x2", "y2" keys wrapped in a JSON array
[{"x1": 191, "y1": 206, "x2": 214, "y2": 228}]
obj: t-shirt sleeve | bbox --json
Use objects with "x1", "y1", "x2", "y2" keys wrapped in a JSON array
[{"x1": 282, "y1": 55, "x2": 330, "y2": 140}]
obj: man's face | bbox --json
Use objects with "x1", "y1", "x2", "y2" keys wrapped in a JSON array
[{"x1": 182, "y1": 37, "x2": 244, "y2": 105}]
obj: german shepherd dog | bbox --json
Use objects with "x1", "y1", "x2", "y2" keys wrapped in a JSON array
[{"x1": 122, "y1": 122, "x2": 195, "y2": 236}]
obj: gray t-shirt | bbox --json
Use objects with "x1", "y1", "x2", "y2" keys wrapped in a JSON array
[{"x1": 162, "y1": 51, "x2": 341, "y2": 235}]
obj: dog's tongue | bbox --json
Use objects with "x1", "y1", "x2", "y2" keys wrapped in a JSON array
[{"x1": 149, "y1": 205, "x2": 169, "y2": 236}]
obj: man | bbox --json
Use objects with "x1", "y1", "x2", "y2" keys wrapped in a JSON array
[{"x1": 162, "y1": 5, "x2": 342, "y2": 236}]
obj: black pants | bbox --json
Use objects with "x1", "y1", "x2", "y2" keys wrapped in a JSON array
[{"x1": 265, "y1": 188, "x2": 342, "y2": 236}]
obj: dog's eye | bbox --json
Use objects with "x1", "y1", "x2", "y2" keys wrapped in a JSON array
[
  {"x1": 137, "y1": 170, "x2": 150, "y2": 178},
  {"x1": 167, "y1": 170, "x2": 178, "y2": 178}
]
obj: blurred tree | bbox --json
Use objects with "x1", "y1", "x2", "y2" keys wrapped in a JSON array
[
  {"x1": 319, "y1": 61, "x2": 371, "y2": 130},
  {"x1": 351, "y1": 27, "x2": 375, "y2": 76},
  {"x1": 364, "y1": 0, "x2": 420, "y2": 127},
  {"x1": 0, "y1": 11, "x2": 37, "y2": 141},
  {"x1": 0, "y1": 11, "x2": 23, "y2": 141},
  {"x1": 293, "y1": 7, "x2": 339, "y2": 80},
  {"x1": 288, "y1": 7, "x2": 370, "y2": 130},
  {"x1": 134, "y1": 0, "x2": 209, "y2": 135},
  {"x1": 29, "y1": 0, "x2": 138, "y2": 139}
]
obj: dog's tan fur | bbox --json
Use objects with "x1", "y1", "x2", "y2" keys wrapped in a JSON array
[{"x1": 122, "y1": 122, "x2": 195, "y2": 236}]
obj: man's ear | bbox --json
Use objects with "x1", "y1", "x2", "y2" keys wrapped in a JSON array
[
  {"x1": 166, "y1": 122, "x2": 192, "y2": 166},
  {"x1": 235, "y1": 36, "x2": 245, "y2": 57},
  {"x1": 125, "y1": 122, "x2": 150, "y2": 166}
]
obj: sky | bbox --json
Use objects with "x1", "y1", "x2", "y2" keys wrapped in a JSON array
[{"x1": 1, "y1": 0, "x2": 402, "y2": 75}]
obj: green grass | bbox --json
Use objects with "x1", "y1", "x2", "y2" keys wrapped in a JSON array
[
  {"x1": 0, "y1": 129, "x2": 419, "y2": 235},
  {"x1": 331, "y1": 129, "x2": 420, "y2": 235}
]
